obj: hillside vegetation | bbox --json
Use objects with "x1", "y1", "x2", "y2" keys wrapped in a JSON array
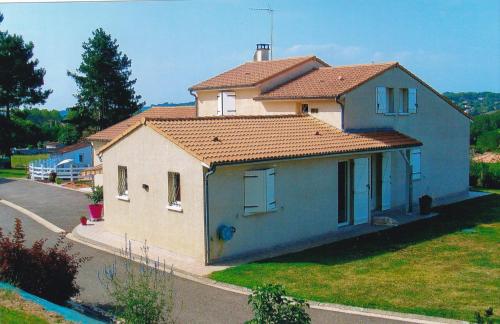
[{"x1": 443, "y1": 92, "x2": 499, "y2": 115}]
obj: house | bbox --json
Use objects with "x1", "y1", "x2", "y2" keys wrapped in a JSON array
[
  {"x1": 97, "y1": 45, "x2": 470, "y2": 265},
  {"x1": 84, "y1": 106, "x2": 196, "y2": 185},
  {"x1": 29, "y1": 141, "x2": 93, "y2": 181}
]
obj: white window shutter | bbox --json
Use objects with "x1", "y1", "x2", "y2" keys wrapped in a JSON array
[
  {"x1": 410, "y1": 149, "x2": 421, "y2": 180},
  {"x1": 244, "y1": 170, "x2": 266, "y2": 215},
  {"x1": 217, "y1": 92, "x2": 222, "y2": 116},
  {"x1": 408, "y1": 88, "x2": 417, "y2": 113},
  {"x1": 265, "y1": 168, "x2": 276, "y2": 211},
  {"x1": 376, "y1": 87, "x2": 387, "y2": 113},
  {"x1": 223, "y1": 92, "x2": 236, "y2": 115}
]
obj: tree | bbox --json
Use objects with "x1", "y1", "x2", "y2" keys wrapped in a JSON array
[
  {"x1": 0, "y1": 12, "x2": 51, "y2": 158},
  {"x1": 68, "y1": 28, "x2": 144, "y2": 133}
]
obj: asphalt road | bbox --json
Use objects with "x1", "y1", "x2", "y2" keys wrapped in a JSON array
[{"x1": 0, "y1": 179, "x2": 408, "y2": 323}]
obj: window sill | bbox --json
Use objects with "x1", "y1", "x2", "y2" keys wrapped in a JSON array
[
  {"x1": 116, "y1": 195, "x2": 130, "y2": 202},
  {"x1": 244, "y1": 208, "x2": 277, "y2": 217},
  {"x1": 167, "y1": 205, "x2": 183, "y2": 212},
  {"x1": 384, "y1": 112, "x2": 397, "y2": 116},
  {"x1": 398, "y1": 112, "x2": 410, "y2": 115}
]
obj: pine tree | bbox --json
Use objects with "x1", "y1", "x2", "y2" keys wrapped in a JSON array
[
  {"x1": 68, "y1": 28, "x2": 144, "y2": 132},
  {"x1": 0, "y1": 12, "x2": 52, "y2": 159}
]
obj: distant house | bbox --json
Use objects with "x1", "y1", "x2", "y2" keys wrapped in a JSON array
[
  {"x1": 84, "y1": 106, "x2": 196, "y2": 185},
  {"x1": 97, "y1": 45, "x2": 470, "y2": 265},
  {"x1": 29, "y1": 141, "x2": 92, "y2": 181}
]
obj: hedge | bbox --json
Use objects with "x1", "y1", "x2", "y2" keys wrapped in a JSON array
[{"x1": 470, "y1": 161, "x2": 500, "y2": 189}]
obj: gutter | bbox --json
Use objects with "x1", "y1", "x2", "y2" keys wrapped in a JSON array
[
  {"x1": 203, "y1": 165, "x2": 216, "y2": 265},
  {"x1": 189, "y1": 89, "x2": 199, "y2": 117},
  {"x1": 335, "y1": 95, "x2": 345, "y2": 130}
]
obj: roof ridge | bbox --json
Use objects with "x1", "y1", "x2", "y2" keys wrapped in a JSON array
[
  {"x1": 143, "y1": 114, "x2": 307, "y2": 122},
  {"x1": 327, "y1": 61, "x2": 399, "y2": 69}
]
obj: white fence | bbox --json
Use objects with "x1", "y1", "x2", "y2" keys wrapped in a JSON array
[{"x1": 29, "y1": 158, "x2": 90, "y2": 181}]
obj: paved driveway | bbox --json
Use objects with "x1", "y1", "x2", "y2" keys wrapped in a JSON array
[
  {"x1": 0, "y1": 179, "x2": 87, "y2": 232},
  {"x1": 0, "y1": 179, "x2": 408, "y2": 323}
]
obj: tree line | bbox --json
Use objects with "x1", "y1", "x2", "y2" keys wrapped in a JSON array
[{"x1": 0, "y1": 12, "x2": 143, "y2": 165}]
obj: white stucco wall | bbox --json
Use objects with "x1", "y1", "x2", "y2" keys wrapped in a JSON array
[
  {"x1": 343, "y1": 66, "x2": 470, "y2": 205},
  {"x1": 102, "y1": 126, "x2": 206, "y2": 261},
  {"x1": 207, "y1": 158, "x2": 339, "y2": 262},
  {"x1": 91, "y1": 140, "x2": 106, "y2": 186}
]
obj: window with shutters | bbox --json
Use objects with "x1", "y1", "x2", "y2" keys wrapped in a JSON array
[
  {"x1": 217, "y1": 91, "x2": 236, "y2": 116},
  {"x1": 399, "y1": 88, "x2": 409, "y2": 113},
  {"x1": 376, "y1": 87, "x2": 387, "y2": 113},
  {"x1": 244, "y1": 168, "x2": 276, "y2": 216},
  {"x1": 168, "y1": 172, "x2": 182, "y2": 210},
  {"x1": 117, "y1": 166, "x2": 128, "y2": 199},
  {"x1": 387, "y1": 88, "x2": 395, "y2": 114},
  {"x1": 410, "y1": 149, "x2": 421, "y2": 180},
  {"x1": 408, "y1": 88, "x2": 417, "y2": 113}
]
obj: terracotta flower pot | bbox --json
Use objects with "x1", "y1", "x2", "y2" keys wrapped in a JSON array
[
  {"x1": 80, "y1": 217, "x2": 87, "y2": 226},
  {"x1": 88, "y1": 204, "x2": 103, "y2": 221}
]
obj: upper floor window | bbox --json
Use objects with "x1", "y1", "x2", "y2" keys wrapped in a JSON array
[
  {"x1": 217, "y1": 91, "x2": 236, "y2": 116},
  {"x1": 301, "y1": 104, "x2": 309, "y2": 114},
  {"x1": 377, "y1": 87, "x2": 417, "y2": 115}
]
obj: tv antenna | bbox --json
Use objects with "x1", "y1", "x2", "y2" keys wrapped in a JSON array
[{"x1": 250, "y1": 5, "x2": 275, "y2": 59}]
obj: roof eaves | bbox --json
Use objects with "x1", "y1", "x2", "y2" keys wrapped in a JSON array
[{"x1": 335, "y1": 62, "x2": 399, "y2": 97}]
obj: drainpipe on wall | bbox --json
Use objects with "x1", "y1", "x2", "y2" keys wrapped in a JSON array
[
  {"x1": 189, "y1": 89, "x2": 199, "y2": 117},
  {"x1": 203, "y1": 165, "x2": 216, "y2": 265},
  {"x1": 335, "y1": 95, "x2": 345, "y2": 130}
]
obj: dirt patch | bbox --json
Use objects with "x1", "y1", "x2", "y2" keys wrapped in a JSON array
[
  {"x1": 0, "y1": 289, "x2": 72, "y2": 323},
  {"x1": 62, "y1": 181, "x2": 92, "y2": 190},
  {"x1": 473, "y1": 152, "x2": 500, "y2": 163}
]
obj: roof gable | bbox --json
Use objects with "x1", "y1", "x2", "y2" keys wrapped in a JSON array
[
  {"x1": 189, "y1": 56, "x2": 328, "y2": 91},
  {"x1": 98, "y1": 115, "x2": 421, "y2": 166}
]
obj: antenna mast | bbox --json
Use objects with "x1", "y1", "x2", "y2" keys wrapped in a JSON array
[{"x1": 250, "y1": 5, "x2": 275, "y2": 59}]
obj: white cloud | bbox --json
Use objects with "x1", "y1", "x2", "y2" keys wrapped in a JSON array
[{"x1": 285, "y1": 43, "x2": 363, "y2": 59}]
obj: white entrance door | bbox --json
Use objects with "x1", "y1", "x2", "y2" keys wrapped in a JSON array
[
  {"x1": 353, "y1": 157, "x2": 369, "y2": 225},
  {"x1": 381, "y1": 152, "x2": 392, "y2": 211}
]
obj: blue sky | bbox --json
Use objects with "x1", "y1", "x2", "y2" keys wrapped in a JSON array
[{"x1": 1, "y1": 0, "x2": 499, "y2": 109}]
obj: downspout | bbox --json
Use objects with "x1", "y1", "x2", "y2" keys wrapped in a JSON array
[
  {"x1": 335, "y1": 95, "x2": 345, "y2": 130},
  {"x1": 189, "y1": 89, "x2": 199, "y2": 117},
  {"x1": 203, "y1": 165, "x2": 216, "y2": 265}
]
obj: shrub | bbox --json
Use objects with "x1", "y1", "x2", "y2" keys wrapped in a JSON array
[
  {"x1": 99, "y1": 241, "x2": 175, "y2": 324},
  {"x1": 86, "y1": 185, "x2": 103, "y2": 204},
  {"x1": 470, "y1": 161, "x2": 500, "y2": 188},
  {"x1": 0, "y1": 218, "x2": 88, "y2": 304},
  {"x1": 247, "y1": 284, "x2": 310, "y2": 324},
  {"x1": 474, "y1": 307, "x2": 494, "y2": 324}
]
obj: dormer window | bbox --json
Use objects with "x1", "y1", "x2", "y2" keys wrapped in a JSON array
[{"x1": 217, "y1": 91, "x2": 236, "y2": 116}]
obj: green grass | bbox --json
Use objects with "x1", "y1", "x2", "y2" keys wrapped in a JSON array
[
  {"x1": 0, "y1": 305, "x2": 48, "y2": 324},
  {"x1": 211, "y1": 194, "x2": 500, "y2": 322},
  {"x1": 10, "y1": 154, "x2": 48, "y2": 168},
  {"x1": 0, "y1": 168, "x2": 27, "y2": 179}
]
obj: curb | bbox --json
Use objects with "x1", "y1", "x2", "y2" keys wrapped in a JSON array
[{"x1": 0, "y1": 199, "x2": 65, "y2": 234}]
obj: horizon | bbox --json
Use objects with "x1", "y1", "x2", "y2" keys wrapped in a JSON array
[{"x1": 1, "y1": 0, "x2": 499, "y2": 110}]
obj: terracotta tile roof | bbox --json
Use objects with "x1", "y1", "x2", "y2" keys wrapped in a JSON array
[
  {"x1": 99, "y1": 115, "x2": 421, "y2": 166},
  {"x1": 190, "y1": 56, "x2": 327, "y2": 91},
  {"x1": 87, "y1": 106, "x2": 196, "y2": 142},
  {"x1": 55, "y1": 141, "x2": 90, "y2": 154},
  {"x1": 256, "y1": 62, "x2": 398, "y2": 100}
]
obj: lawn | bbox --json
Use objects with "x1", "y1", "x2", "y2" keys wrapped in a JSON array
[
  {"x1": 0, "y1": 168, "x2": 27, "y2": 179},
  {"x1": 10, "y1": 154, "x2": 48, "y2": 169},
  {"x1": 210, "y1": 193, "x2": 500, "y2": 322}
]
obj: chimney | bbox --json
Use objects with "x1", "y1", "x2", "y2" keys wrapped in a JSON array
[{"x1": 253, "y1": 44, "x2": 270, "y2": 62}]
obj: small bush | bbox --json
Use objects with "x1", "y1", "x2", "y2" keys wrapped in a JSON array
[
  {"x1": 247, "y1": 284, "x2": 310, "y2": 324},
  {"x1": 99, "y1": 241, "x2": 175, "y2": 324},
  {"x1": 474, "y1": 307, "x2": 494, "y2": 324},
  {"x1": 0, "y1": 218, "x2": 88, "y2": 304},
  {"x1": 86, "y1": 185, "x2": 103, "y2": 204},
  {"x1": 470, "y1": 161, "x2": 500, "y2": 188}
]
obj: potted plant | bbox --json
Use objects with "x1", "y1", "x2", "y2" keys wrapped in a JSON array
[
  {"x1": 86, "y1": 185, "x2": 103, "y2": 221},
  {"x1": 80, "y1": 216, "x2": 88, "y2": 226},
  {"x1": 419, "y1": 195, "x2": 432, "y2": 215}
]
